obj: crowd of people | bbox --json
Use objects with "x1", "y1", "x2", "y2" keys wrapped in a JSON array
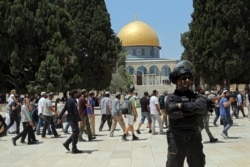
[
  {"x1": 0, "y1": 66, "x2": 249, "y2": 163},
  {"x1": 0, "y1": 88, "x2": 166, "y2": 152}
]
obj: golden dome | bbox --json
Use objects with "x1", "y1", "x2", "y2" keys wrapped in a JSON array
[{"x1": 117, "y1": 20, "x2": 160, "y2": 47}]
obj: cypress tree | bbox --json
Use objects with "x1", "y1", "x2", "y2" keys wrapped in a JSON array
[
  {"x1": 66, "y1": 0, "x2": 122, "y2": 90},
  {"x1": 188, "y1": 0, "x2": 250, "y2": 86}
]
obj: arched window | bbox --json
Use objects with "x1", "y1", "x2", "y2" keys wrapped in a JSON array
[
  {"x1": 149, "y1": 65, "x2": 159, "y2": 75},
  {"x1": 127, "y1": 66, "x2": 134, "y2": 75},
  {"x1": 137, "y1": 66, "x2": 147, "y2": 75},
  {"x1": 161, "y1": 65, "x2": 171, "y2": 76}
]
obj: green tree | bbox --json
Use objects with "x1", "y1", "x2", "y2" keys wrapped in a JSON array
[
  {"x1": 109, "y1": 52, "x2": 132, "y2": 93},
  {"x1": 27, "y1": 0, "x2": 80, "y2": 93},
  {"x1": 0, "y1": 0, "x2": 36, "y2": 92},
  {"x1": 188, "y1": 0, "x2": 250, "y2": 87},
  {"x1": 66, "y1": 0, "x2": 122, "y2": 91}
]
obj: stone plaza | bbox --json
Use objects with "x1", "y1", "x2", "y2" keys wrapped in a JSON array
[{"x1": 0, "y1": 107, "x2": 250, "y2": 167}]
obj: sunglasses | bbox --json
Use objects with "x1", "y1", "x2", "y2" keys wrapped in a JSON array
[{"x1": 180, "y1": 75, "x2": 193, "y2": 81}]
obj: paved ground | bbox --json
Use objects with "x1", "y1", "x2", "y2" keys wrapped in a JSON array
[{"x1": 0, "y1": 107, "x2": 250, "y2": 167}]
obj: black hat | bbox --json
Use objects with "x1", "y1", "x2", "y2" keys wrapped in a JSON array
[
  {"x1": 115, "y1": 92, "x2": 121, "y2": 97},
  {"x1": 128, "y1": 88, "x2": 134, "y2": 93},
  {"x1": 69, "y1": 89, "x2": 78, "y2": 96}
]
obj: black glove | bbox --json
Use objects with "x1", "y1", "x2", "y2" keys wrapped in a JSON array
[
  {"x1": 172, "y1": 95, "x2": 182, "y2": 103},
  {"x1": 166, "y1": 103, "x2": 185, "y2": 119},
  {"x1": 166, "y1": 103, "x2": 179, "y2": 113}
]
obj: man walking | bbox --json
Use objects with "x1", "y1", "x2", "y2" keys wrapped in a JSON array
[
  {"x1": 159, "y1": 91, "x2": 168, "y2": 128},
  {"x1": 150, "y1": 90, "x2": 164, "y2": 135},
  {"x1": 41, "y1": 92, "x2": 60, "y2": 139},
  {"x1": 110, "y1": 92, "x2": 127, "y2": 141},
  {"x1": 220, "y1": 90, "x2": 236, "y2": 138},
  {"x1": 99, "y1": 91, "x2": 112, "y2": 131},
  {"x1": 6, "y1": 94, "x2": 21, "y2": 134},
  {"x1": 136, "y1": 91, "x2": 152, "y2": 134},
  {"x1": 198, "y1": 88, "x2": 218, "y2": 143},
  {"x1": 58, "y1": 90, "x2": 82, "y2": 153},
  {"x1": 78, "y1": 89, "x2": 95, "y2": 141},
  {"x1": 124, "y1": 88, "x2": 139, "y2": 140},
  {"x1": 12, "y1": 98, "x2": 37, "y2": 145},
  {"x1": 36, "y1": 92, "x2": 52, "y2": 135}
]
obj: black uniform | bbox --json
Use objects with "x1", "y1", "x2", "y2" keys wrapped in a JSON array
[
  {"x1": 166, "y1": 89, "x2": 207, "y2": 167},
  {"x1": 0, "y1": 114, "x2": 7, "y2": 137},
  {"x1": 59, "y1": 97, "x2": 80, "y2": 152}
]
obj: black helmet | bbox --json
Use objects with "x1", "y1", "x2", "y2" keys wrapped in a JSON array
[{"x1": 169, "y1": 60, "x2": 193, "y2": 84}]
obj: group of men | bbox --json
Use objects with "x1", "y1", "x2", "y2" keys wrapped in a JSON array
[
  {"x1": 100, "y1": 89, "x2": 139, "y2": 141},
  {"x1": 100, "y1": 88, "x2": 171, "y2": 141}
]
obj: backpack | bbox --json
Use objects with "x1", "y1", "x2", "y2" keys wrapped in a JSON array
[
  {"x1": 159, "y1": 95, "x2": 165, "y2": 109},
  {"x1": 120, "y1": 95, "x2": 132, "y2": 114}
]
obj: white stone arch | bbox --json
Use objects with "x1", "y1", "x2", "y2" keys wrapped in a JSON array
[
  {"x1": 127, "y1": 66, "x2": 135, "y2": 75},
  {"x1": 161, "y1": 65, "x2": 171, "y2": 85},
  {"x1": 149, "y1": 65, "x2": 159, "y2": 85},
  {"x1": 137, "y1": 66, "x2": 147, "y2": 75},
  {"x1": 149, "y1": 65, "x2": 159, "y2": 75},
  {"x1": 161, "y1": 65, "x2": 171, "y2": 76}
]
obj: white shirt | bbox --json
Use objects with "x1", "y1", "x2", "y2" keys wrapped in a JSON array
[
  {"x1": 237, "y1": 94, "x2": 242, "y2": 106},
  {"x1": 150, "y1": 95, "x2": 159, "y2": 115},
  {"x1": 43, "y1": 99, "x2": 53, "y2": 116},
  {"x1": 38, "y1": 97, "x2": 46, "y2": 115},
  {"x1": 100, "y1": 97, "x2": 112, "y2": 115},
  {"x1": 21, "y1": 104, "x2": 31, "y2": 122},
  {"x1": 7, "y1": 95, "x2": 15, "y2": 113}
]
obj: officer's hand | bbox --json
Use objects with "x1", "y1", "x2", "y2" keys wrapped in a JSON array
[
  {"x1": 172, "y1": 95, "x2": 182, "y2": 103},
  {"x1": 166, "y1": 103, "x2": 179, "y2": 113}
]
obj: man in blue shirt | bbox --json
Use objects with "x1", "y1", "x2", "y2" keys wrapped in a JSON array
[{"x1": 220, "y1": 90, "x2": 236, "y2": 138}]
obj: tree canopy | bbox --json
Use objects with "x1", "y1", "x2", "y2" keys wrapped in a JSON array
[
  {"x1": 0, "y1": 0, "x2": 124, "y2": 94},
  {"x1": 183, "y1": 0, "x2": 250, "y2": 87}
]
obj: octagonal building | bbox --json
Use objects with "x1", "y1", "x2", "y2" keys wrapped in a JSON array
[{"x1": 117, "y1": 20, "x2": 177, "y2": 94}]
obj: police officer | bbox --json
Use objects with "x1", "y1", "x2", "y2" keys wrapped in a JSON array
[
  {"x1": 58, "y1": 89, "x2": 82, "y2": 154},
  {"x1": 166, "y1": 60, "x2": 207, "y2": 167}
]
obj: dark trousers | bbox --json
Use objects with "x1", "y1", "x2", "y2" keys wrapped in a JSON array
[
  {"x1": 7, "y1": 113, "x2": 20, "y2": 133},
  {"x1": 64, "y1": 120, "x2": 79, "y2": 150},
  {"x1": 99, "y1": 114, "x2": 112, "y2": 131},
  {"x1": 42, "y1": 115, "x2": 58, "y2": 137},
  {"x1": 20, "y1": 122, "x2": 36, "y2": 142},
  {"x1": 166, "y1": 132, "x2": 205, "y2": 167},
  {"x1": 237, "y1": 105, "x2": 246, "y2": 117},
  {"x1": 13, "y1": 122, "x2": 33, "y2": 142},
  {"x1": 231, "y1": 104, "x2": 239, "y2": 118},
  {"x1": 213, "y1": 107, "x2": 220, "y2": 124}
]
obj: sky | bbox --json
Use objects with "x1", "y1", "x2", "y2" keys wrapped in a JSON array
[{"x1": 105, "y1": 0, "x2": 193, "y2": 60}]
